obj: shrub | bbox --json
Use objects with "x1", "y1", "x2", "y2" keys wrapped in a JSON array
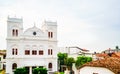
[{"x1": 32, "y1": 67, "x2": 47, "y2": 74}]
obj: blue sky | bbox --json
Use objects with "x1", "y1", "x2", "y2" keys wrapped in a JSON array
[{"x1": 0, "y1": 0, "x2": 120, "y2": 52}]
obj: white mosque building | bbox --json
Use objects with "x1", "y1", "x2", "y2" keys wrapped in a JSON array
[{"x1": 6, "y1": 17, "x2": 58, "y2": 74}]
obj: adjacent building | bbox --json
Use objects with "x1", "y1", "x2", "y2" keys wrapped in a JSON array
[
  {"x1": 58, "y1": 46, "x2": 90, "y2": 59},
  {"x1": 6, "y1": 17, "x2": 58, "y2": 74},
  {"x1": 0, "y1": 50, "x2": 6, "y2": 70},
  {"x1": 79, "y1": 57, "x2": 120, "y2": 74}
]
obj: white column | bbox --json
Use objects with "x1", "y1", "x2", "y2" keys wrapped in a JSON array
[{"x1": 29, "y1": 66, "x2": 32, "y2": 74}]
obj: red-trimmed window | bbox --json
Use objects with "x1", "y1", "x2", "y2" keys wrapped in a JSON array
[
  {"x1": 48, "y1": 32, "x2": 53, "y2": 38},
  {"x1": 48, "y1": 32, "x2": 51, "y2": 38},
  {"x1": 48, "y1": 49, "x2": 53, "y2": 55},
  {"x1": 12, "y1": 29, "x2": 15, "y2": 36},
  {"x1": 48, "y1": 63, "x2": 52, "y2": 68},
  {"x1": 51, "y1": 49, "x2": 53, "y2": 55},
  {"x1": 12, "y1": 48, "x2": 14, "y2": 55},
  {"x1": 48, "y1": 49, "x2": 50, "y2": 55},
  {"x1": 39, "y1": 50, "x2": 43, "y2": 55},
  {"x1": 48, "y1": 63, "x2": 52, "y2": 71},
  {"x1": 12, "y1": 48, "x2": 18, "y2": 55},
  {"x1": 12, "y1": 63, "x2": 17, "y2": 70},
  {"x1": 16, "y1": 29, "x2": 18, "y2": 36},
  {"x1": 93, "y1": 73, "x2": 98, "y2": 74},
  {"x1": 12, "y1": 29, "x2": 18, "y2": 36},
  {"x1": 15, "y1": 49, "x2": 18, "y2": 55},
  {"x1": 32, "y1": 50, "x2": 37, "y2": 55},
  {"x1": 51, "y1": 32, "x2": 53, "y2": 38},
  {"x1": 25, "y1": 50, "x2": 30, "y2": 55}
]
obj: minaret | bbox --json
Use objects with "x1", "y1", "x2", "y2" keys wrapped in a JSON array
[
  {"x1": 7, "y1": 16, "x2": 23, "y2": 38},
  {"x1": 6, "y1": 16, "x2": 23, "y2": 74},
  {"x1": 41, "y1": 20, "x2": 57, "y2": 40}
]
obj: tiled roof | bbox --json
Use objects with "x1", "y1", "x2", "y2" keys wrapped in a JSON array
[
  {"x1": 0, "y1": 50, "x2": 6, "y2": 55},
  {"x1": 80, "y1": 57, "x2": 120, "y2": 74},
  {"x1": 95, "y1": 53, "x2": 109, "y2": 57},
  {"x1": 112, "y1": 52, "x2": 120, "y2": 58},
  {"x1": 0, "y1": 53, "x2": 5, "y2": 55}
]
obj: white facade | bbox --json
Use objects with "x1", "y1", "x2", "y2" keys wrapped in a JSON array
[
  {"x1": 58, "y1": 47, "x2": 92, "y2": 59},
  {"x1": 6, "y1": 17, "x2": 58, "y2": 74},
  {"x1": 79, "y1": 66, "x2": 114, "y2": 74}
]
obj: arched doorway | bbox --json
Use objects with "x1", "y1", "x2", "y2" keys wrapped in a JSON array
[
  {"x1": 48, "y1": 63, "x2": 52, "y2": 71},
  {"x1": 12, "y1": 63, "x2": 17, "y2": 70}
]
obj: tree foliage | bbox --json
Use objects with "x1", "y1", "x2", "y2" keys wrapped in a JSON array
[
  {"x1": 66, "y1": 57, "x2": 75, "y2": 68},
  {"x1": 57, "y1": 52, "x2": 68, "y2": 65},
  {"x1": 116, "y1": 46, "x2": 119, "y2": 49},
  {"x1": 32, "y1": 67, "x2": 47, "y2": 74},
  {"x1": 65, "y1": 57, "x2": 75, "y2": 74},
  {"x1": 65, "y1": 57, "x2": 75, "y2": 73},
  {"x1": 14, "y1": 67, "x2": 27, "y2": 74},
  {"x1": 57, "y1": 52, "x2": 68, "y2": 71},
  {"x1": 75, "y1": 56, "x2": 92, "y2": 69}
]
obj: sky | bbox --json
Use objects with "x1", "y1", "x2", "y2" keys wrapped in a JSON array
[{"x1": 0, "y1": 0, "x2": 120, "y2": 52}]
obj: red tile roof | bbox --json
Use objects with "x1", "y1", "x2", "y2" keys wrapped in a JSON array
[
  {"x1": 112, "y1": 52, "x2": 120, "y2": 58},
  {"x1": 95, "y1": 53, "x2": 108, "y2": 57},
  {"x1": 0, "y1": 53, "x2": 5, "y2": 55},
  {"x1": 80, "y1": 57, "x2": 120, "y2": 74}
]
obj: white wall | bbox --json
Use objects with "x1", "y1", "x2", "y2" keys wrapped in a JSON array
[
  {"x1": 6, "y1": 18, "x2": 58, "y2": 74},
  {"x1": 79, "y1": 66, "x2": 115, "y2": 74}
]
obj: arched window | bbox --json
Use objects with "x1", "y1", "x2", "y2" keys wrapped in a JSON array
[
  {"x1": 48, "y1": 49, "x2": 50, "y2": 55},
  {"x1": 48, "y1": 63, "x2": 52, "y2": 71},
  {"x1": 12, "y1": 48, "x2": 18, "y2": 55},
  {"x1": 48, "y1": 32, "x2": 50, "y2": 38},
  {"x1": 12, "y1": 29, "x2": 18, "y2": 36},
  {"x1": 12, "y1": 29, "x2": 15, "y2": 36},
  {"x1": 48, "y1": 49, "x2": 53, "y2": 55},
  {"x1": 12, "y1": 63, "x2": 17, "y2": 69},
  {"x1": 16, "y1": 29, "x2": 18, "y2": 36},
  {"x1": 16, "y1": 49, "x2": 18, "y2": 55},
  {"x1": 12, "y1": 48, "x2": 14, "y2": 55},
  {"x1": 48, "y1": 32, "x2": 53, "y2": 38},
  {"x1": 51, "y1": 49, "x2": 53, "y2": 55},
  {"x1": 51, "y1": 32, "x2": 53, "y2": 38}
]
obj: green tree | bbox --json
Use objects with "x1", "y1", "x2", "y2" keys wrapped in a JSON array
[
  {"x1": 116, "y1": 46, "x2": 119, "y2": 52},
  {"x1": 32, "y1": 67, "x2": 47, "y2": 74},
  {"x1": 116, "y1": 46, "x2": 119, "y2": 49},
  {"x1": 75, "y1": 56, "x2": 92, "y2": 69},
  {"x1": 14, "y1": 67, "x2": 27, "y2": 74},
  {"x1": 57, "y1": 52, "x2": 68, "y2": 72},
  {"x1": 66, "y1": 57, "x2": 75, "y2": 68},
  {"x1": 87, "y1": 57, "x2": 92, "y2": 62},
  {"x1": 65, "y1": 57, "x2": 75, "y2": 74}
]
